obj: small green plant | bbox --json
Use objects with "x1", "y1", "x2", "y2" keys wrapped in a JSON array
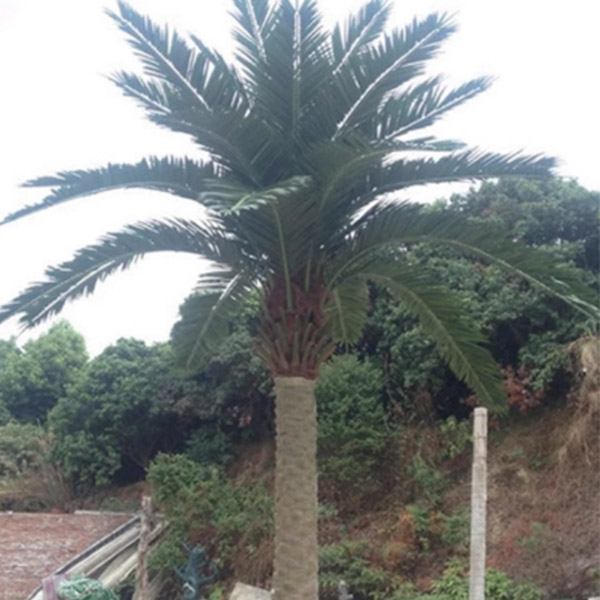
[
  {"x1": 405, "y1": 504, "x2": 431, "y2": 551},
  {"x1": 318, "y1": 502, "x2": 339, "y2": 520},
  {"x1": 439, "y1": 417, "x2": 472, "y2": 460},
  {"x1": 440, "y1": 509, "x2": 469, "y2": 551},
  {"x1": 410, "y1": 455, "x2": 446, "y2": 506},
  {"x1": 319, "y1": 542, "x2": 400, "y2": 600},
  {"x1": 519, "y1": 521, "x2": 550, "y2": 555}
]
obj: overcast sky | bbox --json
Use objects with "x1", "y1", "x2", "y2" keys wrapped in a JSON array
[{"x1": 0, "y1": 0, "x2": 598, "y2": 355}]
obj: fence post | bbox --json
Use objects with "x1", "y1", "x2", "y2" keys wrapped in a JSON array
[{"x1": 469, "y1": 407, "x2": 488, "y2": 600}]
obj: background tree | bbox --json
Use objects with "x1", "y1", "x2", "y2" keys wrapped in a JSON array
[
  {"x1": 0, "y1": 322, "x2": 87, "y2": 422},
  {"x1": 360, "y1": 178, "x2": 599, "y2": 418},
  {"x1": 49, "y1": 338, "x2": 197, "y2": 487},
  {"x1": 0, "y1": 1, "x2": 596, "y2": 598}
]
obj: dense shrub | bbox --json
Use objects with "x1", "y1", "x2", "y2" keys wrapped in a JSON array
[
  {"x1": 147, "y1": 454, "x2": 273, "y2": 569},
  {"x1": 315, "y1": 355, "x2": 388, "y2": 486},
  {"x1": 185, "y1": 424, "x2": 235, "y2": 467},
  {"x1": 319, "y1": 542, "x2": 400, "y2": 600},
  {"x1": 390, "y1": 560, "x2": 543, "y2": 600}
]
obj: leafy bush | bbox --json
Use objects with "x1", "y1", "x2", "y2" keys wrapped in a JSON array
[
  {"x1": 315, "y1": 355, "x2": 388, "y2": 486},
  {"x1": 438, "y1": 417, "x2": 472, "y2": 459},
  {"x1": 390, "y1": 560, "x2": 543, "y2": 600},
  {"x1": 319, "y1": 542, "x2": 400, "y2": 600},
  {"x1": 147, "y1": 454, "x2": 273, "y2": 569}
]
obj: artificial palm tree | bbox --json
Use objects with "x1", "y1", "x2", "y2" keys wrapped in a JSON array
[{"x1": 1, "y1": 1, "x2": 597, "y2": 598}]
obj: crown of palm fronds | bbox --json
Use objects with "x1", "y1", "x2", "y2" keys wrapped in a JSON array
[{"x1": 2, "y1": 0, "x2": 597, "y2": 410}]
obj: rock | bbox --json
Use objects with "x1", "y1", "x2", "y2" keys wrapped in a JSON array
[{"x1": 229, "y1": 582, "x2": 272, "y2": 600}]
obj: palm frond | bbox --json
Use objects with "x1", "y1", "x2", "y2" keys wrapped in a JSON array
[
  {"x1": 0, "y1": 219, "x2": 229, "y2": 328},
  {"x1": 326, "y1": 276, "x2": 370, "y2": 346},
  {"x1": 244, "y1": 0, "x2": 330, "y2": 148},
  {"x1": 2, "y1": 158, "x2": 226, "y2": 225},
  {"x1": 188, "y1": 34, "x2": 250, "y2": 112},
  {"x1": 171, "y1": 268, "x2": 256, "y2": 368},
  {"x1": 331, "y1": 0, "x2": 391, "y2": 75},
  {"x1": 109, "y1": 71, "x2": 179, "y2": 116},
  {"x1": 361, "y1": 76, "x2": 493, "y2": 139},
  {"x1": 360, "y1": 262, "x2": 505, "y2": 411},
  {"x1": 333, "y1": 13, "x2": 456, "y2": 139},
  {"x1": 230, "y1": 0, "x2": 275, "y2": 78},
  {"x1": 108, "y1": 2, "x2": 213, "y2": 111},
  {"x1": 315, "y1": 148, "x2": 556, "y2": 238},
  {"x1": 221, "y1": 175, "x2": 317, "y2": 278},
  {"x1": 330, "y1": 203, "x2": 599, "y2": 320}
]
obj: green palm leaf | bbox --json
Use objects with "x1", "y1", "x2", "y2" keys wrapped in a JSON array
[
  {"x1": 108, "y1": 2, "x2": 213, "y2": 111},
  {"x1": 360, "y1": 262, "x2": 505, "y2": 411},
  {"x1": 331, "y1": 0, "x2": 391, "y2": 75},
  {"x1": 326, "y1": 277, "x2": 370, "y2": 346},
  {"x1": 333, "y1": 13, "x2": 456, "y2": 139},
  {"x1": 2, "y1": 158, "x2": 225, "y2": 224},
  {"x1": 171, "y1": 269, "x2": 256, "y2": 368},
  {"x1": 332, "y1": 203, "x2": 599, "y2": 319},
  {"x1": 361, "y1": 76, "x2": 493, "y2": 140},
  {"x1": 0, "y1": 219, "x2": 227, "y2": 327}
]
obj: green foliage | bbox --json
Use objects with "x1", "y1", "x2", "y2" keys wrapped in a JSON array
[
  {"x1": 49, "y1": 339, "x2": 197, "y2": 487},
  {"x1": 438, "y1": 417, "x2": 472, "y2": 460},
  {"x1": 58, "y1": 575, "x2": 118, "y2": 600},
  {"x1": 390, "y1": 560, "x2": 543, "y2": 600},
  {"x1": 147, "y1": 454, "x2": 273, "y2": 568},
  {"x1": 439, "y1": 509, "x2": 469, "y2": 550},
  {"x1": 0, "y1": 323, "x2": 87, "y2": 422},
  {"x1": 185, "y1": 425, "x2": 235, "y2": 467},
  {"x1": 410, "y1": 455, "x2": 446, "y2": 506},
  {"x1": 319, "y1": 542, "x2": 400, "y2": 600},
  {"x1": 361, "y1": 177, "x2": 598, "y2": 417},
  {"x1": 315, "y1": 355, "x2": 388, "y2": 486},
  {"x1": 190, "y1": 328, "x2": 274, "y2": 439},
  {"x1": 0, "y1": 398, "x2": 10, "y2": 426},
  {"x1": 0, "y1": 422, "x2": 49, "y2": 479}
]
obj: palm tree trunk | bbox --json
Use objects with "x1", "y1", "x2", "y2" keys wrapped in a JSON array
[
  {"x1": 272, "y1": 376, "x2": 319, "y2": 600},
  {"x1": 469, "y1": 407, "x2": 488, "y2": 600}
]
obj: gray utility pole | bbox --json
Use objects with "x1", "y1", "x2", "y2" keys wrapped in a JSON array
[{"x1": 469, "y1": 407, "x2": 488, "y2": 600}]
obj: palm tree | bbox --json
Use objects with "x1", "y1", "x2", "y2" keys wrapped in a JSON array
[{"x1": 1, "y1": 1, "x2": 597, "y2": 598}]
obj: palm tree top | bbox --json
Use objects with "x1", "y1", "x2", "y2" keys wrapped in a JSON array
[{"x1": 1, "y1": 0, "x2": 596, "y2": 410}]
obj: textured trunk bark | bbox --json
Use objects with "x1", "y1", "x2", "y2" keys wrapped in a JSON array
[
  {"x1": 272, "y1": 376, "x2": 319, "y2": 600},
  {"x1": 469, "y1": 407, "x2": 488, "y2": 600}
]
